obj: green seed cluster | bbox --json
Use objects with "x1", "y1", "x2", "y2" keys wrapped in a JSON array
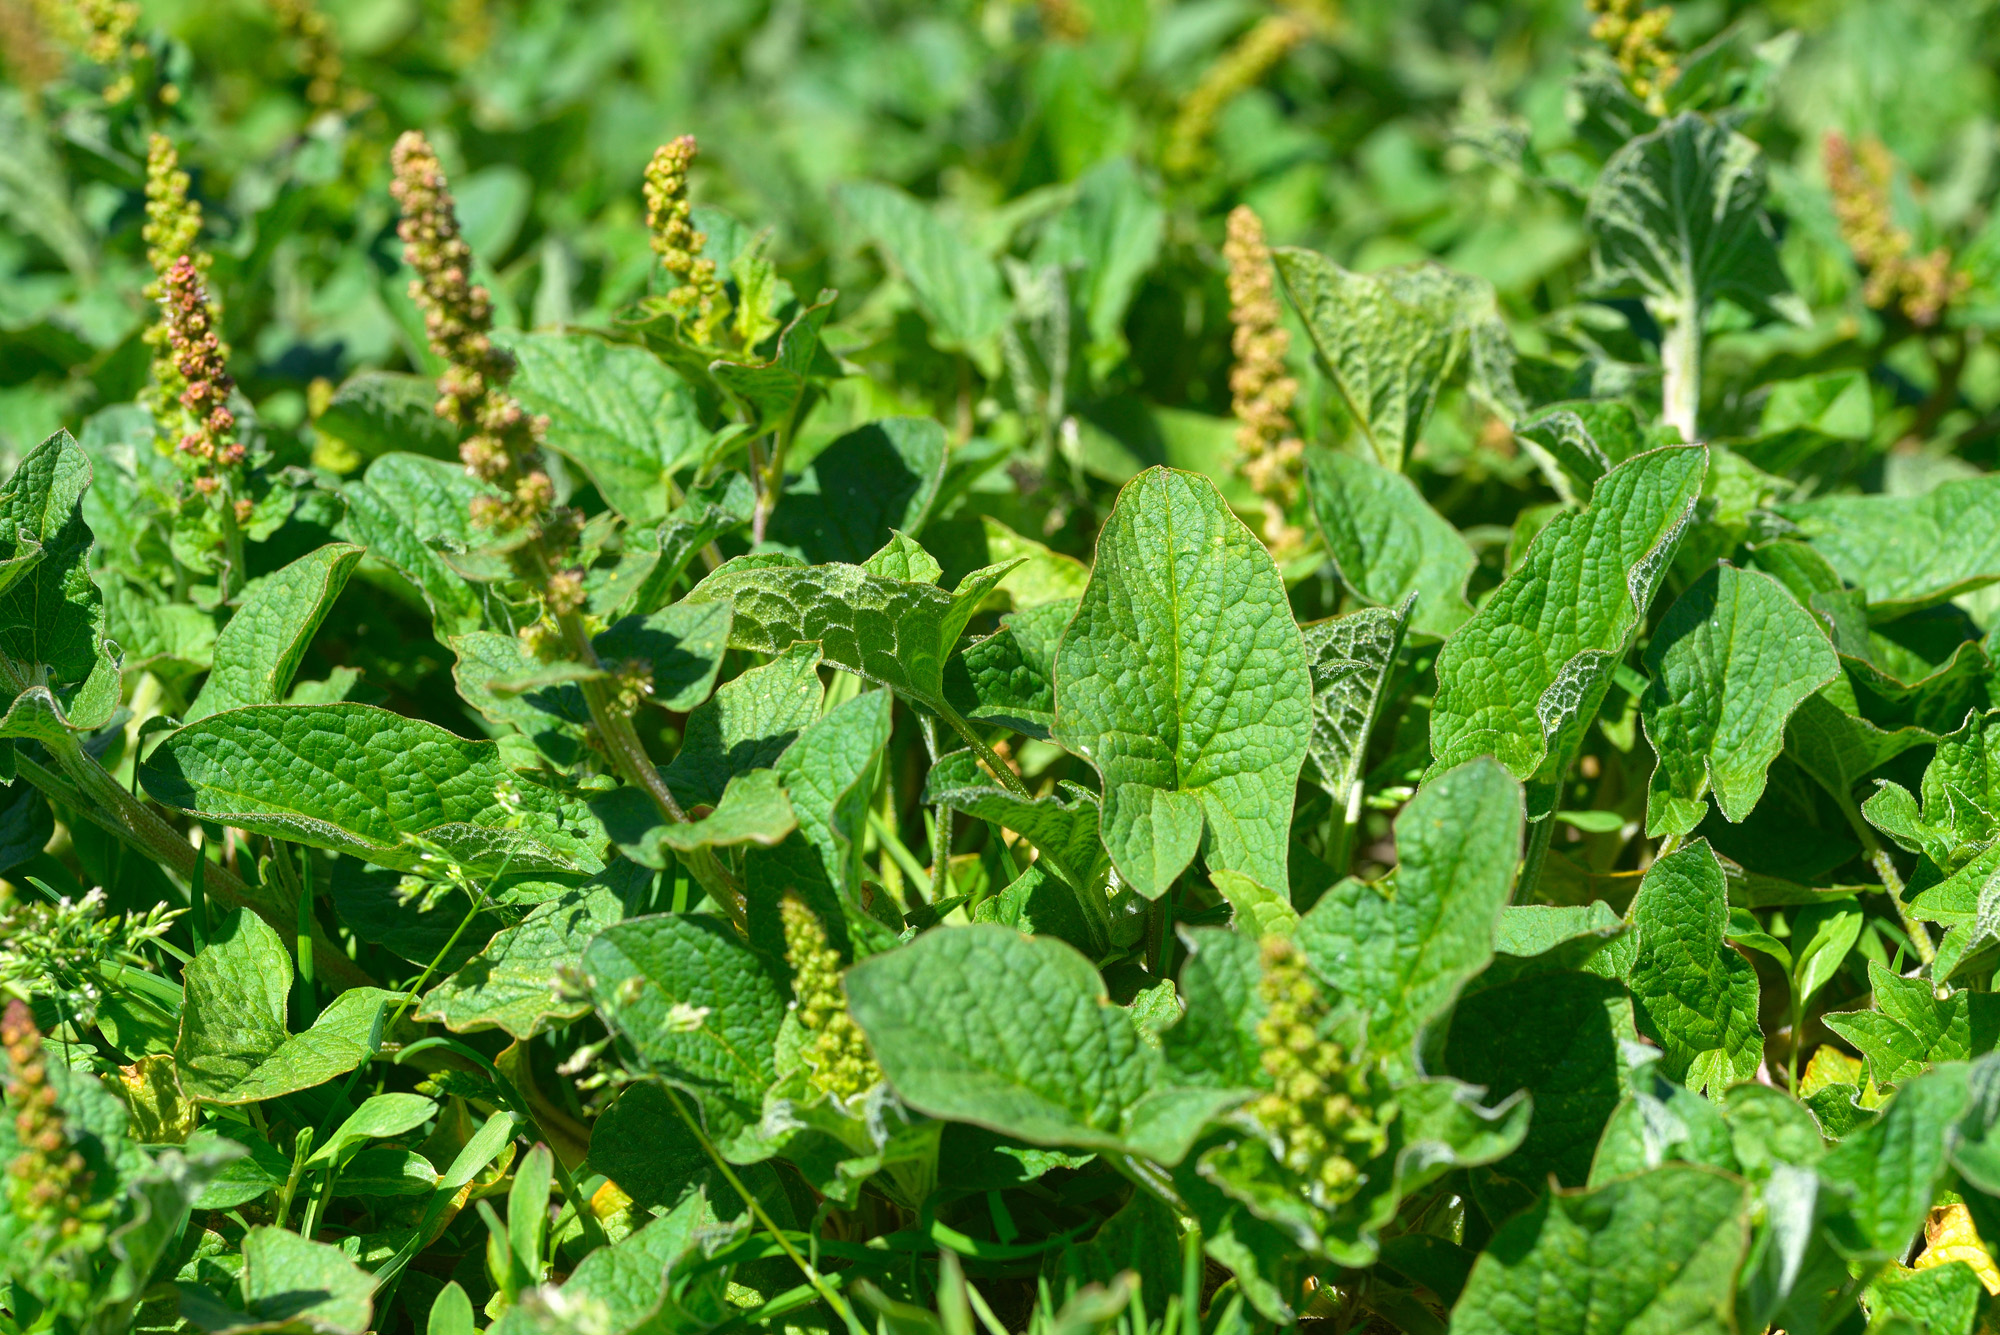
[
  {"x1": 643, "y1": 136, "x2": 731, "y2": 347},
  {"x1": 1249, "y1": 937, "x2": 1390, "y2": 1203},
  {"x1": 780, "y1": 897, "x2": 880, "y2": 1102},
  {"x1": 1586, "y1": 0, "x2": 1679, "y2": 111},
  {"x1": 1162, "y1": 15, "x2": 1308, "y2": 179}
]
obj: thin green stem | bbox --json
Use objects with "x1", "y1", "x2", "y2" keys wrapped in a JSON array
[
  {"x1": 1824, "y1": 782, "x2": 1935, "y2": 967},
  {"x1": 1518, "y1": 815, "x2": 1555, "y2": 903},
  {"x1": 935, "y1": 702, "x2": 1032, "y2": 799},
  {"x1": 868, "y1": 810, "x2": 933, "y2": 900}
]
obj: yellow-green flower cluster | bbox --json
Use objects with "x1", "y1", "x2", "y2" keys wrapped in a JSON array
[
  {"x1": 391, "y1": 131, "x2": 566, "y2": 548},
  {"x1": 643, "y1": 136, "x2": 731, "y2": 347},
  {"x1": 1249, "y1": 937, "x2": 1389, "y2": 1203},
  {"x1": 1163, "y1": 15, "x2": 1309, "y2": 178},
  {"x1": 33, "y1": 0, "x2": 143, "y2": 102},
  {"x1": 1824, "y1": 132, "x2": 1968, "y2": 329},
  {"x1": 1586, "y1": 0, "x2": 1679, "y2": 112},
  {"x1": 1224, "y1": 205, "x2": 1304, "y2": 551},
  {"x1": 270, "y1": 0, "x2": 344, "y2": 111},
  {"x1": 0, "y1": 0, "x2": 62, "y2": 95},
  {"x1": 780, "y1": 897, "x2": 880, "y2": 1102},
  {"x1": 4, "y1": 1000, "x2": 99, "y2": 1258}
]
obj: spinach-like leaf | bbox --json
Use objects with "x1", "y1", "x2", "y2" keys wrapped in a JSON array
[
  {"x1": 1304, "y1": 449, "x2": 1473, "y2": 639},
  {"x1": 764, "y1": 417, "x2": 949, "y2": 565},
  {"x1": 1641, "y1": 563, "x2": 1839, "y2": 837},
  {"x1": 1053, "y1": 466, "x2": 1311, "y2": 899},
  {"x1": 0, "y1": 430, "x2": 120, "y2": 734},
  {"x1": 1626, "y1": 840, "x2": 1763, "y2": 1093},
  {"x1": 1432, "y1": 444, "x2": 1706, "y2": 816},
  {"x1": 1775, "y1": 474, "x2": 2000, "y2": 619},
  {"x1": 188, "y1": 543, "x2": 364, "y2": 722}
]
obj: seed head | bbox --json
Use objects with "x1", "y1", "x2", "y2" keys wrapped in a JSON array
[
  {"x1": 643, "y1": 136, "x2": 731, "y2": 346},
  {"x1": 1224, "y1": 206, "x2": 1304, "y2": 551},
  {"x1": 1824, "y1": 132, "x2": 1968, "y2": 328},
  {"x1": 1587, "y1": 0, "x2": 1680, "y2": 112},
  {"x1": 780, "y1": 896, "x2": 880, "y2": 1102},
  {"x1": 1163, "y1": 15, "x2": 1309, "y2": 179}
]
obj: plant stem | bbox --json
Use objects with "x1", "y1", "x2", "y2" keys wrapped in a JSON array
[
  {"x1": 935, "y1": 701, "x2": 1032, "y2": 798},
  {"x1": 1825, "y1": 783, "x2": 1936, "y2": 967},
  {"x1": 13, "y1": 744, "x2": 372, "y2": 990},
  {"x1": 1661, "y1": 315, "x2": 1701, "y2": 443},
  {"x1": 1517, "y1": 815, "x2": 1554, "y2": 902}
]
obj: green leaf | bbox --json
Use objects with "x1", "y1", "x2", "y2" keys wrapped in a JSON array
[
  {"x1": 1304, "y1": 450, "x2": 1474, "y2": 640},
  {"x1": 1821, "y1": 963, "x2": 2000, "y2": 1085},
  {"x1": 1052, "y1": 466, "x2": 1311, "y2": 899},
  {"x1": 777, "y1": 690, "x2": 892, "y2": 903},
  {"x1": 1431, "y1": 445, "x2": 1706, "y2": 818},
  {"x1": 1162, "y1": 926, "x2": 1266, "y2": 1089},
  {"x1": 1784, "y1": 686, "x2": 1934, "y2": 805},
  {"x1": 1626, "y1": 840, "x2": 1763, "y2": 1093},
  {"x1": 447, "y1": 629, "x2": 590, "y2": 765},
  {"x1": 1790, "y1": 901, "x2": 1863, "y2": 1011},
  {"x1": 844, "y1": 924, "x2": 1241, "y2": 1163},
  {"x1": 592, "y1": 598, "x2": 732, "y2": 711},
  {"x1": 709, "y1": 291, "x2": 836, "y2": 433},
  {"x1": 419, "y1": 886, "x2": 626, "y2": 1039},
  {"x1": 335, "y1": 453, "x2": 493, "y2": 637},
  {"x1": 1444, "y1": 970, "x2": 1630, "y2": 1187},
  {"x1": 1640, "y1": 563, "x2": 1840, "y2": 837},
  {"x1": 1774, "y1": 474, "x2": 2000, "y2": 619},
  {"x1": 306, "y1": 1093, "x2": 437, "y2": 1169},
  {"x1": 1449, "y1": 1164, "x2": 1752, "y2": 1335},
  {"x1": 0, "y1": 430, "x2": 119, "y2": 734},
  {"x1": 923, "y1": 749, "x2": 1108, "y2": 897},
  {"x1": 1296, "y1": 757, "x2": 1523, "y2": 1063},
  {"x1": 1819, "y1": 1063, "x2": 1971, "y2": 1257},
  {"x1": 1274, "y1": 252, "x2": 1518, "y2": 471},
  {"x1": 765, "y1": 418, "x2": 950, "y2": 566},
  {"x1": 174, "y1": 909, "x2": 397, "y2": 1105},
  {"x1": 838, "y1": 182, "x2": 1006, "y2": 365},
  {"x1": 583, "y1": 914, "x2": 789, "y2": 1147},
  {"x1": 1585, "y1": 112, "x2": 1797, "y2": 329},
  {"x1": 1867, "y1": 707, "x2": 2000, "y2": 873},
  {"x1": 314, "y1": 371, "x2": 459, "y2": 463},
  {"x1": 945, "y1": 598, "x2": 1072, "y2": 739},
  {"x1": 139, "y1": 704, "x2": 606, "y2": 875},
  {"x1": 597, "y1": 472, "x2": 755, "y2": 619},
  {"x1": 235, "y1": 1225, "x2": 375, "y2": 1333},
  {"x1": 188, "y1": 544, "x2": 365, "y2": 723},
  {"x1": 684, "y1": 550, "x2": 1016, "y2": 717},
  {"x1": 1867, "y1": 1263, "x2": 1983, "y2": 1335},
  {"x1": 1032, "y1": 158, "x2": 1165, "y2": 362},
  {"x1": 596, "y1": 768, "x2": 796, "y2": 869},
  {"x1": 505, "y1": 332, "x2": 708, "y2": 523},
  {"x1": 662, "y1": 641, "x2": 824, "y2": 809}
]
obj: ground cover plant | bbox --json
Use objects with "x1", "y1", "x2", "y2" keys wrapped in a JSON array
[{"x1": 11, "y1": 0, "x2": 2000, "y2": 1330}]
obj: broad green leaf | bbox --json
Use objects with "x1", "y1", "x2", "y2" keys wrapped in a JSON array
[
  {"x1": 1304, "y1": 450, "x2": 1474, "y2": 640},
  {"x1": 1162, "y1": 926, "x2": 1265, "y2": 1089},
  {"x1": 234, "y1": 1225, "x2": 374, "y2": 1334},
  {"x1": 1784, "y1": 685, "x2": 1934, "y2": 805},
  {"x1": 1819, "y1": 1063, "x2": 1972, "y2": 1257},
  {"x1": 0, "y1": 430, "x2": 119, "y2": 734},
  {"x1": 1211, "y1": 870, "x2": 1298, "y2": 939},
  {"x1": 188, "y1": 544, "x2": 364, "y2": 722},
  {"x1": 506, "y1": 332, "x2": 707, "y2": 523},
  {"x1": 1031, "y1": 157, "x2": 1165, "y2": 362},
  {"x1": 1641, "y1": 564, "x2": 1839, "y2": 837},
  {"x1": 584, "y1": 914, "x2": 789, "y2": 1145},
  {"x1": 662, "y1": 641, "x2": 823, "y2": 809},
  {"x1": 1626, "y1": 840, "x2": 1763, "y2": 1093},
  {"x1": 709, "y1": 290, "x2": 836, "y2": 433},
  {"x1": 1052, "y1": 467, "x2": 1311, "y2": 899},
  {"x1": 1298, "y1": 598, "x2": 1413, "y2": 806},
  {"x1": 1449, "y1": 1164, "x2": 1752, "y2": 1335},
  {"x1": 593, "y1": 598, "x2": 732, "y2": 711},
  {"x1": 684, "y1": 550, "x2": 1016, "y2": 717},
  {"x1": 1444, "y1": 969, "x2": 1630, "y2": 1186},
  {"x1": 419, "y1": 887, "x2": 626, "y2": 1039},
  {"x1": 765, "y1": 418, "x2": 950, "y2": 566},
  {"x1": 1822, "y1": 963, "x2": 2000, "y2": 1085},
  {"x1": 314, "y1": 371, "x2": 459, "y2": 462},
  {"x1": 1789, "y1": 900, "x2": 1864, "y2": 1011},
  {"x1": 838, "y1": 181, "x2": 1006, "y2": 365},
  {"x1": 140, "y1": 704, "x2": 606, "y2": 875},
  {"x1": 595, "y1": 768, "x2": 796, "y2": 869},
  {"x1": 448, "y1": 629, "x2": 590, "y2": 765},
  {"x1": 1585, "y1": 112, "x2": 1796, "y2": 330},
  {"x1": 945, "y1": 598, "x2": 1072, "y2": 739},
  {"x1": 1587, "y1": 1077, "x2": 1738, "y2": 1186},
  {"x1": 777, "y1": 690, "x2": 891, "y2": 903},
  {"x1": 174, "y1": 909, "x2": 397, "y2": 1105},
  {"x1": 508, "y1": 1192, "x2": 711, "y2": 1333},
  {"x1": 335, "y1": 453, "x2": 492, "y2": 637},
  {"x1": 1775, "y1": 474, "x2": 2000, "y2": 619},
  {"x1": 1431, "y1": 445, "x2": 1706, "y2": 817},
  {"x1": 845, "y1": 924, "x2": 1241, "y2": 1163},
  {"x1": 1274, "y1": 251, "x2": 1518, "y2": 471},
  {"x1": 1867, "y1": 1264, "x2": 1983, "y2": 1335},
  {"x1": 1297, "y1": 757, "x2": 1523, "y2": 1063},
  {"x1": 971, "y1": 863, "x2": 1106, "y2": 960}
]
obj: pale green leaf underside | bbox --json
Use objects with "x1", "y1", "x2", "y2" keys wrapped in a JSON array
[{"x1": 1299, "y1": 598, "x2": 1413, "y2": 805}]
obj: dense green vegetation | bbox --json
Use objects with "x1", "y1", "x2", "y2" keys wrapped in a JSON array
[{"x1": 9, "y1": 0, "x2": 2000, "y2": 1331}]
